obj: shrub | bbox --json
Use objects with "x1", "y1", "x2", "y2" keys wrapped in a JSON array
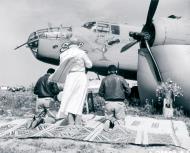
[{"x1": 0, "y1": 90, "x2": 36, "y2": 117}]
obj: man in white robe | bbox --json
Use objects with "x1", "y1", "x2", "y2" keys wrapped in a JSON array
[{"x1": 56, "y1": 37, "x2": 92, "y2": 125}]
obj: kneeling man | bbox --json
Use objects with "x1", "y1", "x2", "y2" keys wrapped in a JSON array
[{"x1": 98, "y1": 65, "x2": 131, "y2": 130}]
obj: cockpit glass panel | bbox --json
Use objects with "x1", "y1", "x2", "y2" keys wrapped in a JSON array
[
  {"x1": 111, "y1": 25, "x2": 120, "y2": 35},
  {"x1": 35, "y1": 27, "x2": 72, "y2": 39},
  {"x1": 83, "y1": 22, "x2": 96, "y2": 29},
  {"x1": 97, "y1": 23, "x2": 110, "y2": 33}
]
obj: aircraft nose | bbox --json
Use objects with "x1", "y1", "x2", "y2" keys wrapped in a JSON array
[{"x1": 27, "y1": 32, "x2": 39, "y2": 53}]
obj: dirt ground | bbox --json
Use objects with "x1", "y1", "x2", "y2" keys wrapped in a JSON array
[
  {"x1": 0, "y1": 91, "x2": 189, "y2": 153},
  {"x1": 0, "y1": 138, "x2": 186, "y2": 153},
  {"x1": 0, "y1": 115, "x2": 189, "y2": 153}
]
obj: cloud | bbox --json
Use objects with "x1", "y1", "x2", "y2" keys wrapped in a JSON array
[{"x1": 0, "y1": 0, "x2": 190, "y2": 86}]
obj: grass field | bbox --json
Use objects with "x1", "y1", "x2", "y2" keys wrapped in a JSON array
[
  {"x1": 0, "y1": 90, "x2": 190, "y2": 153},
  {"x1": 0, "y1": 138, "x2": 185, "y2": 153}
]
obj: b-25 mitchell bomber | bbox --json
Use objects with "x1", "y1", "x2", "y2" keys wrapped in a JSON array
[{"x1": 15, "y1": 0, "x2": 190, "y2": 114}]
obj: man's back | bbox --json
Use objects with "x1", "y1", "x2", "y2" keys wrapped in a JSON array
[
  {"x1": 99, "y1": 65, "x2": 131, "y2": 128},
  {"x1": 99, "y1": 74, "x2": 131, "y2": 101},
  {"x1": 34, "y1": 74, "x2": 53, "y2": 98}
]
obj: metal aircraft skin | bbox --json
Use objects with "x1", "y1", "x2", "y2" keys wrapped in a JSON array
[
  {"x1": 15, "y1": 0, "x2": 190, "y2": 113},
  {"x1": 20, "y1": 21, "x2": 141, "y2": 79}
]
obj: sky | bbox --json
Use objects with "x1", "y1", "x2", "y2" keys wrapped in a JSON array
[{"x1": 0, "y1": 0, "x2": 189, "y2": 87}]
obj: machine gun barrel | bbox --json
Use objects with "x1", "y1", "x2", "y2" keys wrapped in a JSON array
[
  {"x1": 14, "y1": 38, "x2": 39, "y2": 50},
  {"x1": 14, "y1": 42, "x2": 28, "y2": 50}
]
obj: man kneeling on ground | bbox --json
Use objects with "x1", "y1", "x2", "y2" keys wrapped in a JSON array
[
  {"x1": 98, "y1": 65, "x2": 131, "y2": 131},
  {"x1": 31, "y1": 68, "x2": 61, "y2": 128}
]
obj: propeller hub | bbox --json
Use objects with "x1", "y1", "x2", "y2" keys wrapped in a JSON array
[
  {"x1": 120, "y1": 0, "x2": 159, "y2": 52},
  {"x1": 141, "y1": 23, "x2": 155, "y2": 48},
  {"x1": 129, "y1": 31, "x2": 151, "y2": 41}
]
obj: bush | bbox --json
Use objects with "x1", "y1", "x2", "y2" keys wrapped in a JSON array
[{"x1": 0, "y1": 90, "x2": 36, "y2": 117}]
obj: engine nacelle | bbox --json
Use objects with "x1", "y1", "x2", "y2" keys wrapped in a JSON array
[
  {"x1": 153, "y1": 18, "x2": 190, "y2": 46},
  {"x1": 138, "y1": 45, "x2": 190, "y2": 113}
]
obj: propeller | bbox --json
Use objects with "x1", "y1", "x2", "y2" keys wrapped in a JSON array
[
  {"x1": 121, "y1": 40, "x2": 138, "y2": 53},
  {"x1": 121, "y1": 0, "x2": 159, "y2": 52},
  {"x1": 144, "y1": 39, "x2": 163, "y2": 82},
  {"x1": 121, "y1": 0, "x2": 162, "y2": 82},
  {"x1": 145, "y1": 0, "x2": 159, "y2": 28},
  {"x1": 120, "y1": 31, "x2": 145, "y2": 52}
]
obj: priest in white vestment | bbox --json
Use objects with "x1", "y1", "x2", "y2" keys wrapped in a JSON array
[{"x1": 56, "y1": 37, "x2": 92, "y2": 125}]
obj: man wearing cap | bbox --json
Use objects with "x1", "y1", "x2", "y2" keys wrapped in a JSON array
[{"x1": 99, "y1": 65, "x2": 131, "y2": 130}]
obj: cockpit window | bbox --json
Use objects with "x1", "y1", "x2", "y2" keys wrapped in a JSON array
[
  {"x1": 111, "y1": 25, "x2": 120, "y2": 35},
  {"x1": 97, "y1": 23, "x2": 110, "y2": 33},
  {"x1": 83, "y1": 22, "x2": 96, "y2": 29}
]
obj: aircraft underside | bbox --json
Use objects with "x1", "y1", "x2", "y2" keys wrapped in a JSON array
[{"x1": 138, "y1": 45, "x2": 190, "y2": 113}]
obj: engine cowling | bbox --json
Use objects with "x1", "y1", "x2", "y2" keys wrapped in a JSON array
[
  {"x1": 153, "y1": 18, "x2": 190, "y2": 46},
  {"x1": 138, "y1": 45, "x2": 190, "y2": 113}
]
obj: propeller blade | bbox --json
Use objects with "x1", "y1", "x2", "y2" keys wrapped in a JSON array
[
  {"x1": 145, "y1": 40, "x2": 163, "y2": 82},
  {"x1": 145, "y1": 0, "x2": 159, "y2": 27},
  {"x1": 120, "y1": 40, "x2": 138, "y2": 53}
]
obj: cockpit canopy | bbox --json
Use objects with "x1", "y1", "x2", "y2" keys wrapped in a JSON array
[
  {"x1": 82, "y1": 21, "x2": 96, "y2": 29},
  {"x1": 82, "y1": 21, "x2": 120, "y2": 35}
]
